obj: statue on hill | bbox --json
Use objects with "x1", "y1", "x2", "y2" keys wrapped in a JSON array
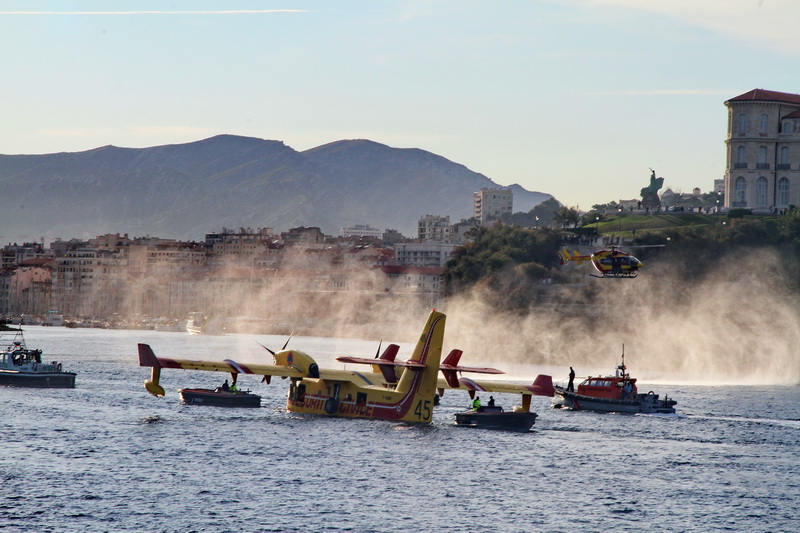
[{"x1": 640, "y1": 168, "x2": 664, "y2": 209}]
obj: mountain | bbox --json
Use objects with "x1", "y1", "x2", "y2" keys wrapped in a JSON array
[{"x1": 0, "y1": 135, "x2": 552, "y2": 241}]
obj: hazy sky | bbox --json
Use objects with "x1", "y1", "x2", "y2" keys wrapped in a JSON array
[{"x1": 2, "y1": 0, "x2": 798, "y2": 211}]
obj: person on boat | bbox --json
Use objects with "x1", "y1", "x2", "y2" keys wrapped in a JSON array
[
  {"x1": 488, "y1": 396, "x2": 495, "y2": 407},
  {"x1": 567, "y1": 367, "x2": 575, "y2": 392},
  {"x1": 229, "y1": 382, "x2": 238, "y2": 393},
  {"x1": 221, "y1": 379, "x2": 230, "y2": 392},
  {"x1": 623, "y1": 381, "x2": 633, "y2": 398},
  {"x1": 472, "y1": 396, "x2": 481, "y2": 410}
]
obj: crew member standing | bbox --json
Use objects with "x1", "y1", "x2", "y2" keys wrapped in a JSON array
[{"x1": 567, "y1": 367, "x2": 576, "y2": 392}]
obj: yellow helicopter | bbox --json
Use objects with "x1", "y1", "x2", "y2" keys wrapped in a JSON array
[{"x1": 558, "y1": 246, "x2": 644, "y2": 278}]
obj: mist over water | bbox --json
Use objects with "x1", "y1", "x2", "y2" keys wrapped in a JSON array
[
  {"x1": 438, "y1": 249, "x2": 800, "y2": 385},
  {"x1": 119, "y1": 247, "x2": 800, "y2": 385}
]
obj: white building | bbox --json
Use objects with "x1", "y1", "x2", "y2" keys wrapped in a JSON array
[
  {"x1": 339, "y1": 224, "x2": 382, "y2": 239},
  {"x1": 393, "y1": 242, "x2": 456, "y2": 268}
]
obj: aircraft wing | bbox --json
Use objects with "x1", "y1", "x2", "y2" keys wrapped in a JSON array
[
  {"x1": 336, "y1": 356, "x2": 425, "y2": 368},
  {"x1": 138, "y1": 343, "x2": 384, "y2": 397},
  {"x1": 436, "y1": 374, "x2": 555, "y2": 397},
  {"x1": 138, "y1": 344, "x2": 305, "y2": 377}
]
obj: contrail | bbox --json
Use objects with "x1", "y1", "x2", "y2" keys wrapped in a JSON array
[{"x1": 0, "y1": 10, "x2": 308, "y2": 15}]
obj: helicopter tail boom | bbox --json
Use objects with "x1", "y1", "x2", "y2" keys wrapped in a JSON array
[{"x1": 558, "y1": 248, "x2": 587, "y2": 265}]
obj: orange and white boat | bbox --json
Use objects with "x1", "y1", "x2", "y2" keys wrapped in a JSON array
[{"x1": 552, "y1": 352, "x2": 676, "y2": 414}]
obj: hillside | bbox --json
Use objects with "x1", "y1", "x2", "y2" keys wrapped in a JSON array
[{"x1": 0, "y1": 135, "x2": 551, "y2": 242}]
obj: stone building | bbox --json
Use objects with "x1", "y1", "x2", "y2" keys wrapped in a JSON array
[{"x1": 724, "y1": 89, "x2": 800, "y2": 210}]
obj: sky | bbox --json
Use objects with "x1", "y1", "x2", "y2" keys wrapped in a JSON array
[{"x1": 2, "y1": 0, "x2": 799, "y2": 211}]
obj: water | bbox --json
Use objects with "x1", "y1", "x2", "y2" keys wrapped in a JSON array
[{"x1": 1, "y1": 327, "x2": 798, "y2": 532}]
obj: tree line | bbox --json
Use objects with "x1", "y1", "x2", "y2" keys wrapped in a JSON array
[{"x1": 443, "y1": 208, "x2": 800, "y2": 308}]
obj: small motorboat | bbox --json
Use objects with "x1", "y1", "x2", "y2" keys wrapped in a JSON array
[
  {"x1": 455, "y1": 404, "x2": 538, "y2": 431},
  {"x1": 552, "y1": 351, "x2": 676, "y2": 414},
  {"x1": 178, "y1": 387, "x2": 261, "y2": 407},
  {"x1": 0, "y1": 330, "x2": 76, "y2": 388}
]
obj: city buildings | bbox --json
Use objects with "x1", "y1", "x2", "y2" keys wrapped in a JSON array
[
  {"x1": 724, "y1": 89, "x2": 800, "y2": 210},
  {"x1": 0, "y1": 223, "x2": 452, "y2": 324}
]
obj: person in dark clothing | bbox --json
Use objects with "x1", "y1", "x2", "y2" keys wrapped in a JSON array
[
  {"x1": 567, "y1": 367, "x2": 575, "y2": 392},
  {"x1": 221, "y1": 379, "x2": 230, "y2": 392}
]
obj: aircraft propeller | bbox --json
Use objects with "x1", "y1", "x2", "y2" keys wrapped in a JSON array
[{"x1": 258, "y1": 334, "x2": 293, "y2": 382}]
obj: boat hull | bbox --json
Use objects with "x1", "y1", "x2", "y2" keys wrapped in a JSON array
[
  {"x1": 0, "y1": 370, "x2": 76, "y2": 388},
  {"x1": 454, "y1": 410, "x2": 537, "y2": 431},
  {"x1": 553, "y1": 387, "x2": 676, "y2": 414},
  {"x1": 179, "y1": 388, "x2": 261, "y2": 408}
]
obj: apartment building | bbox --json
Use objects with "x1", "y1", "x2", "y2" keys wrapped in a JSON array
[
  {"x1": 393, "y1": 241, "x2": 455, "y2": 268},
  {"x1": 724, "y1": 89, "x2": 800, "y2": 210},
  {"x1": 418, "y1": 215, "x2": 452, "y2": 242},
  {"x1": 473, "y1": 188, "x2": 513, "y2": 224},
  {"x1": 339, "y1": 224, "x2": 382, "y2": 239}
]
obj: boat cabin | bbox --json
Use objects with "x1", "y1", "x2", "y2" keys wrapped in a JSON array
[
  {"x1": 1, "y1": 336, "x2": 43, "y2": 366},
  {"x1": 576, "y1": 375, "x2": 638, "y2": 400}
]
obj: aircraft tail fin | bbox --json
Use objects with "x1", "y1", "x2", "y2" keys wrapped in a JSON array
[
  {"x1": 440, "y1": 349, "x2": 463, "y2": 387},
  {"x1": 531, "y1": 374, "x2": 555, "y2": 397},
  {"x1": 395, "y1": 310, "x2": 446, "y2": 396},
  {"x1": 372, "y1": 343, "x2": 400, "y2": 383},
  {"x1": 441, "y1": 348, "x2": 463, "y2": 367}
]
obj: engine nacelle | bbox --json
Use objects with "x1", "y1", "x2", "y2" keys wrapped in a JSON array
[{"x1": 273, "y1": 350, "x2": 320, "y2": 378}]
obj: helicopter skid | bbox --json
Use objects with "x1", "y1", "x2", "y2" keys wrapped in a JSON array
[{"x1": 591, "y1": 272, "x2": 638, "y2": 279}]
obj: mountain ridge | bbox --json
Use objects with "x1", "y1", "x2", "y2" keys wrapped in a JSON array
[{"x1": 0, "y1": 135, "x2": 552, "y2": 241}]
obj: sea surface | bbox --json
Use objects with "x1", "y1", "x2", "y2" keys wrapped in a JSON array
[{"x1": 1, "y1": 326, "x2": 798, "y2": 533}]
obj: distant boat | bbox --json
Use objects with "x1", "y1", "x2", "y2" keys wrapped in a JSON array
[
  {"x1": 42, "y1": 310, "x2": 64, "y2": 327},
  {"x1": 0, "y1": 330, "x2": 76, "y2": 388},
  {"x1": 185, "y1": 312, "x2": 225, "y2": 335}
]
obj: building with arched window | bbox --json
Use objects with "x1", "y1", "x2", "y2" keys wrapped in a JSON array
[{"x1": 724, "y1": 89, "x2": 800, "y2": 210}]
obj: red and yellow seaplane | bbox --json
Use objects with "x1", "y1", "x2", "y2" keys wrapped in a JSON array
[{"x1": 138, "y1": 310, "x2": 555, "y2": 424}]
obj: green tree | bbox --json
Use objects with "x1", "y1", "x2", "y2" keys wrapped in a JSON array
[
  {"x1": 443, "y1": 224, "x2": 562, "y2": 304},
  {"x1": 553, "y1": 206, "x2": 581, "y2": 228}
]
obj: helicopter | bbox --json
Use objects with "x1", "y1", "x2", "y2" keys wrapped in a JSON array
[{"x1": 558, "y1": 246, "x2": 645, "y2": 278}]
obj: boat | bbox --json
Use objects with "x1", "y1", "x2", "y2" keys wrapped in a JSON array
[
  {"x1": 455, "y1": 404, "x2": 538, "y2": 431},
  {"x1": 178, "y1": 387, "x2": 261, "y2": 407},
  {"x1": 42, "y1": 310, "x2": 65, "y2": 327},
  {"x1": 0, "y1": 330, "x2": 76, "y2": 388},
  {"x1": 185, "y1": 312, "x2": 226, "y2": 335},
  {"x1": 552, "y1": 352, "x2": 676, "y2": 414}
]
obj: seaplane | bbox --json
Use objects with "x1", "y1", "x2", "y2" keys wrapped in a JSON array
[{"x1": 137, "y1": 310, "x2": 555, "y2": 424}]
